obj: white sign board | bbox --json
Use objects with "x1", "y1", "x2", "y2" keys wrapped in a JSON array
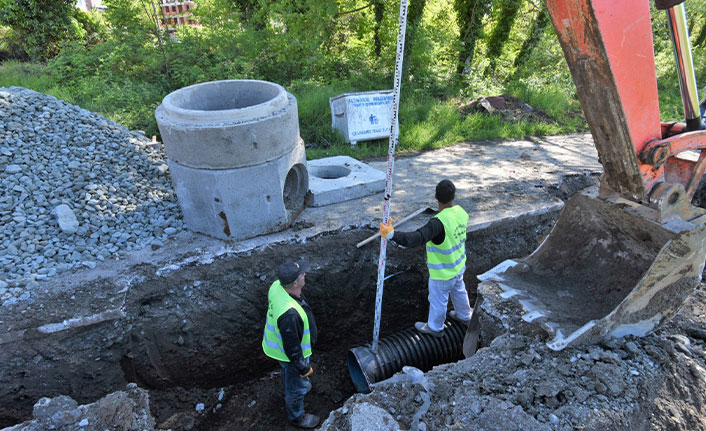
[{"x1": 330, "y1": 91, "x2": 395, "y2": 145}]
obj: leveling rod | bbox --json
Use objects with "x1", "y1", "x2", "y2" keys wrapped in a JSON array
[{"x1": 372, "y1": 0, "x2": 408, "y2": 353}]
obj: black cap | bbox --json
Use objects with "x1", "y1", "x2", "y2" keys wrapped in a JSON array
[
  {"x1": 278, "y1": 259, "x2": 311, "y2": 285},
  {"x1": 435, "y1": 179, "x2": 456, "y2": 204}
]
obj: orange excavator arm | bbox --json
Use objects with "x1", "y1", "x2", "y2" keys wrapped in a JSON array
[
  {"x1": 547, "y1": 0, "x2": 706, "y2": 205},
  {"x1": 479, "y1": 0, "x2": 706, "y2": 350}
]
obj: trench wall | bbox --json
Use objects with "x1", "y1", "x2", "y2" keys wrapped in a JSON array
[{"x1": 0, "y1": 207, "x2": 559, "y2": 427}]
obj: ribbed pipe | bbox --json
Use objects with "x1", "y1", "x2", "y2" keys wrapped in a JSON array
[{"x1": 347, "y1": 320, "x2": 466, "y2": 393}]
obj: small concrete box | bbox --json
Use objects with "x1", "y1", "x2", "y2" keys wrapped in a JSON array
[
  {"x1": 156, "y1": 80, "x2": 308, "y2": 240},
  {"x1": 307, "y1": 156, "x2": 386, "y2": 207},
  {"x1": 330, "y1": 90, "x2": 394, "y2": 145}
]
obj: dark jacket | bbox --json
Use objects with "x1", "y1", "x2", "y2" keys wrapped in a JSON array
[
  {"x1": 391, "y1": 217, "x2": 445, "y2": 248},
  {"x1": 277, "y1": 292, "x2": 318, "y2": 375}
]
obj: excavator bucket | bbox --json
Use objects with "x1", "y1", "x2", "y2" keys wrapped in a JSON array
[
  {"x1": 480, "y1": 188, "x2": 706, "y2": 350},
  {"x1": 479, "y1": 0, "x2": 706, "y2": 350}
]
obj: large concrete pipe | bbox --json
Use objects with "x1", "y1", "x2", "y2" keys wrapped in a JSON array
[
  {"x1": 347, "y1": 319, "x2": 466, "y2": 393},
  {"x1": 155, "y1": 80, "x2": 308, "y2": 240}
]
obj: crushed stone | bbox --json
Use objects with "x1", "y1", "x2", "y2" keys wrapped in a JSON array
[{"x1": 0, "y1": 87, "x2": 182, "y2": 298}]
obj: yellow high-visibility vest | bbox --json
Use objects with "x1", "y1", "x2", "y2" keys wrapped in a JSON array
[
  {"x1": 262, "y1": 280, "x2": 312, "y2": 361},
  {"x1": 426, "y1": 205, "x2": 469, "y2": 280}
]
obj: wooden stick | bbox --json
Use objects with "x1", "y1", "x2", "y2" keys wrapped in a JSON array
[{"x1": 356, "y1": 205, "x2": 432, "y2": 248}]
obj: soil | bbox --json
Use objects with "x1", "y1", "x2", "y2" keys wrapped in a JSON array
[{"x1": 459, "y1": 95, "x2": 558, "y2": 124}]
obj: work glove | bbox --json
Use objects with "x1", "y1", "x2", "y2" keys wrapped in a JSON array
[
  {"x1": 300, "y1": 367, "x2": 314, "y2": 378},
  {"x1": 379, "y1": 220, "x2": 394, "y2": 240}
]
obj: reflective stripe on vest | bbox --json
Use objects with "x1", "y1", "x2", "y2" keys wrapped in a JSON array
[
  {"x1": 262, "y1": 280, "x2": 312, "y2": 361},
  {"x1": 426, "y1": 205, "x2": 469, "y2": 280}
]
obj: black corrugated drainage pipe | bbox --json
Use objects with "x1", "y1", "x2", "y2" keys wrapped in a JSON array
[{"x1": 347, "y1": 319, "x2": 466, "y2": 393}]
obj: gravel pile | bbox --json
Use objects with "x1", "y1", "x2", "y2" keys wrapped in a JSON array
[{"x1": 0, "y1": 87, "x2": 182, "y2": 301}]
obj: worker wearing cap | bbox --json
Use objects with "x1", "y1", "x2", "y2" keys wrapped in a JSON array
[
  {"x1": 379, "y1": 179, "x2": 472, "y2": 338},
  {"x1": 262, "y1": 259, "x2": 320, "y2": 429}
]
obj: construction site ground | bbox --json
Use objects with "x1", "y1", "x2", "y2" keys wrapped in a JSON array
[{"x1": 4, "y1": 127, "x2": 706, "y2": 430}]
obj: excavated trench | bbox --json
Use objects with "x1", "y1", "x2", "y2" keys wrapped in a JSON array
[{"x1": 0, "y1": 194, "x2": 566, "y2": 430}]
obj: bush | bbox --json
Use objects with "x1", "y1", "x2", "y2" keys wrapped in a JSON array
[{"x1": 0, "y1": 0, "x2": 100, "y2": 60}]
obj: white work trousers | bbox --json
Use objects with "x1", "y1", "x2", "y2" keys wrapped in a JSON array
[{"x1": 427, "y1": 271, "x2": 472, "y2": 332}]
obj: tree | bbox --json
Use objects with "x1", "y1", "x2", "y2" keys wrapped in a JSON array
[
  {"x1": 0, "y1": 0, "x2": 85, "y2": 60},
  {"x1": 513, "y1": 3, "x2": 549, "y2": 68},
  {"x1": 454, "y1": 0, "x2": 492, "y2": 75},
  {"x1": 695, "y1": 20, "x2": 706, "y2": 47},
  {"x1": 403, "y1": 0, "x2": 427, "y2": 80},
  {"x1": 373, "y1": 0, "x2": 385, "y2": 56},
  {"x1": 485, "y1": 0, "x2": 522, "y2": 74}
]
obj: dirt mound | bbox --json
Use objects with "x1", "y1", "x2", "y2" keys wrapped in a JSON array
[{"x1": 459, "y1": 95, "x2": 555, "y2": 124}]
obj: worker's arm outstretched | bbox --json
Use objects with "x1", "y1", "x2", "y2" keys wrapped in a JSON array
[
  {"x1": 277, "y1": 310, "x2": 311, "y2": 376},
  {"x1": 380, "y1": 218, "x2": 445, "y2": 248}
]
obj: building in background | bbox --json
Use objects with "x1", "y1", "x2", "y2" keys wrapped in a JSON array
[
  {"x1": 76, "y1": 0, "x2": 105, "y2": 12},
  {"x1": 159, "y1": 1, "x2": 197, "y2": 32}
]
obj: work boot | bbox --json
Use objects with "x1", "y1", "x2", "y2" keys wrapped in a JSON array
[
  {"x1": 290, "y1": 413, "x2": 320, "y2": 429},
  {"x1": 448, "y1": 310, "x2": 471, "y2": 327},
  {"x1": 415, "y1": 322, "x2": 444, "y2": 338}
]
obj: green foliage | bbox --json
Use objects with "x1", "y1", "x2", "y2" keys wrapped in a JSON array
[
  {"x1": 484, "y1": 0, "x2": 522, "y2": 72},
  {"x1": 650, "y1": 2, "x2": 706, "y2": 122},
  {"x1": 0, "y1": 0, "x2": 96, "y2": 60},
  {"x1": 3, "y1": 0, "x2": 705, "y2": 162},
  {"x1": 0, "y1": 60, "x2": 58, "y2": 88},
  {"x1": 0, "y1": 25, "x2": 26, "y2": 60},
  {"x1": 453, "y1": 0, "x2": 491, "y2": 74},
  {"x1": 513, "y1": 4, "x2": 548, "y2": 68}
]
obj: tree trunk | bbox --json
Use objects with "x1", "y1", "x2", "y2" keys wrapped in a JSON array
[
  {"x1": 695, "y1": 20, "x2": 706, "y2": 47},
  {"x1": 454, "y1": 0, "x2": 492, "y2": 76},
  {"x1": 485, "y1": 0, "x2": 523, "y2": 74},
  {"x1": 373, "y1": 0, "x2": 385, "y2": 57},
  {"x1": 403, "y1": 0, "x2": 427, "y2": 80},
  {"x1": 513, "y1": 4, "x2": 549, "y2": 68}
]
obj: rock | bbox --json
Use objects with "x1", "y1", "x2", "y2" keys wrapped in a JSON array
[
  {"x1": 462, "y1": 399, "x2": 552, "y2": 431},
  {"x1": 625, "y1": 341, "x2": 641, "y2": 356},
  {"x1": 349, "y1": 403, "x2": 399, "y2": 431},
  {"x1": 32, "y1": 395, "x2": 77, "y2": 421},
  {"x1": 53, "y1": 204, "x2": 79, "y2": 234},
  {"x1": 4, "y1": 164, "x2": 22, "y2": 174}
]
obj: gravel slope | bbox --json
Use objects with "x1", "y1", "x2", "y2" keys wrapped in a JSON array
[{"x1": 0, "y1": 87, "x2": 183, "y2": 302}]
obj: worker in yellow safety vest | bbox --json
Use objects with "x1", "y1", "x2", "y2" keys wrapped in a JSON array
[
  {"x1": 379, "y1": 179, "x2": 472, "y2": 337},
  {"x1": 262, "y1": 259, "x2": 320, "y2": 429}
]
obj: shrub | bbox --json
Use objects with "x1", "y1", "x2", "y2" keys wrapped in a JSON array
[{"x1": 0, "y1": 0, "x2": 98, "y2": 60}]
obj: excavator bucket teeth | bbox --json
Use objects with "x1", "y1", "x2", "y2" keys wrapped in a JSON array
[{"x1": 479, "y1": 188, "x2": 706, "y2": 350}]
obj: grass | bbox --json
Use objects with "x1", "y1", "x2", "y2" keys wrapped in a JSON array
[
  {"x1": 1, "y1": 60, "x2": 588, "y2": 161},
  {"x1": 302, "y1": 82, "x2": 586, "y2": 160},
  {"x1": 1, "y1": 61, "x2": 167, "y2": 137},
  {"x1": 0, "y1": 61, "x2": 63, "y2": 94}
]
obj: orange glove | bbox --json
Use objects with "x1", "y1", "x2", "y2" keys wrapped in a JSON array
[
  {"x1": 379, "y1": 220, "x2": 395, "y2": 239},
  {"x1": 300, "y1": 367, "x2": 314, "y2": 378}
]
